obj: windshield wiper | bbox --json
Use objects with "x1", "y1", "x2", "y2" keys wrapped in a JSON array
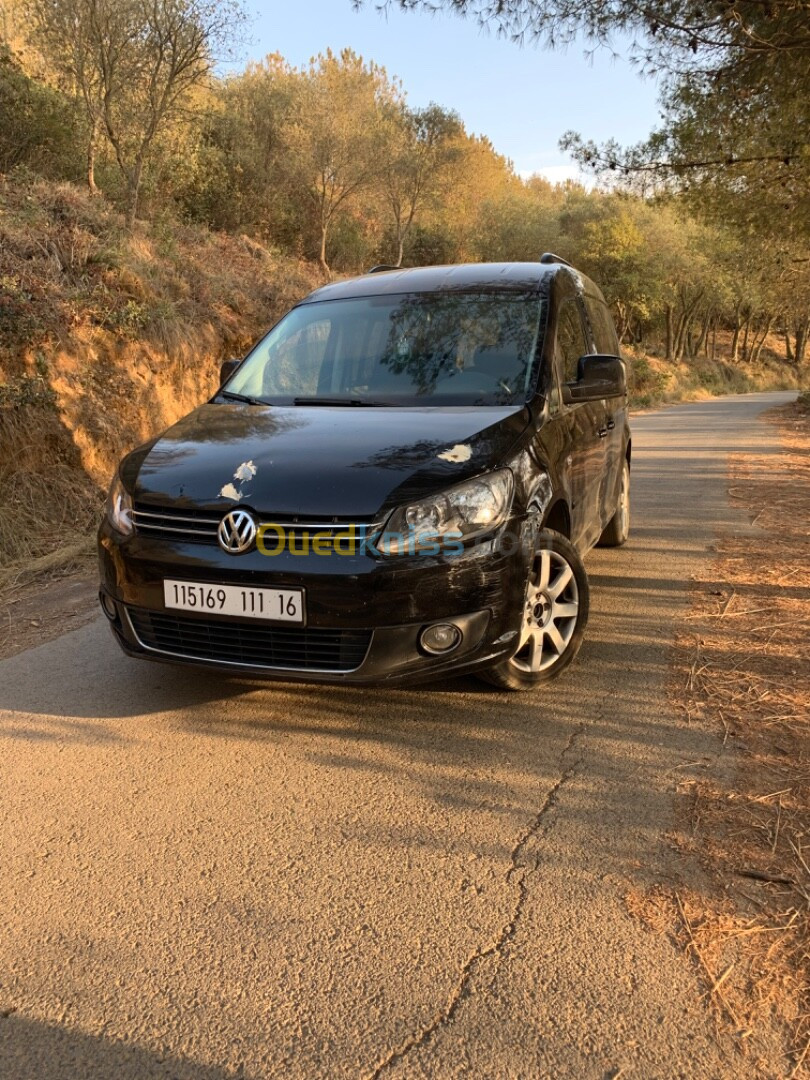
[
  {"x1": 218, "y1": 390, "x2": 269, "y2": 406},
  {"x1": 292, "y1": 396, "x2": 394, "y2": 407}
]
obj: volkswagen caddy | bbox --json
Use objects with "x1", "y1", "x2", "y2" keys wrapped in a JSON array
[{"x1": 98, "y1": 256, "x2": 631, "y2": 690}]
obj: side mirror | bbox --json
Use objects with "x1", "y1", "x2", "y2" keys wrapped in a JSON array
[
  {"x1": 562, "y1": 354, "x2": 626, "y2": 404},
  {"x1": 219, "y1": 358, "x2": 242, "y2": 386}
]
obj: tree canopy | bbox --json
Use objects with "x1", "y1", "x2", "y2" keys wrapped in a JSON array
[
  {"x1": 26, "y1": 0, "x2": 245, "y2": 222},
  {"x1": 363, "y1": 1, "x2": 810, "y2": 243},
  {"x1": 1, "y1": 1, "x2": 807, "y2": 366}
]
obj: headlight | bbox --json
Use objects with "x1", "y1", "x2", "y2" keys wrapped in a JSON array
[
  {"x1": 106, "y1": 473, "x2": 134, "y2": 536},
  {"x1": 375, "y1": 469, "x2": 514, "y2": 555}
]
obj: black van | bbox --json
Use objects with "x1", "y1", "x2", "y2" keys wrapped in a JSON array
[{"x1": 98, "y1": 257, "x2": 630, "y2": 691}]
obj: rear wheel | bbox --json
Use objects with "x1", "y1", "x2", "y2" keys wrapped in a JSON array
[
  {"x1": 597, "y1": 459, "x2": 630, "y2": 548},
  {"x1": 478, "y1": 529, "x2": 589, "y2": 691}
]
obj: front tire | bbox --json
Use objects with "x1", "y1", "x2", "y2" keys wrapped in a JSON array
[
  {"x1": 478, "y1": 529, "x2": 589, "y2": 691},
  {"x1": 597, "y1": 458, "x2": 630, "y2": 548}
]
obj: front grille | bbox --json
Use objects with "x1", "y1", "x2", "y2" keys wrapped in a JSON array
[
  {"x1": 126, "y1": 608, "x2": 372, "y2": 673},
  {"x1": 132, "y1": 503, "x2": 378, "y2": 552},
  {"x1": 132, "y1": 504, "x2": 220, "y2": 544}
]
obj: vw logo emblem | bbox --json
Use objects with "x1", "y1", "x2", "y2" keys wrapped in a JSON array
[{"x1": 218, "y1": 509, "x2": 257, "y2": 555}]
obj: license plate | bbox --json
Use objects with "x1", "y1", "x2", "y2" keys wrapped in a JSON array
[{"x1": 163, "y1": 580, "x2": 304, "y2": 623}]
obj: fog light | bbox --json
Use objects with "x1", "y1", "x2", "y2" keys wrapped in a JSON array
[
  {"x1": 99, "y1": 592, "x2": 118, "y2": 621},
  {"x1": 419, "y1": 622, "x2": 462, "y2": 655}
]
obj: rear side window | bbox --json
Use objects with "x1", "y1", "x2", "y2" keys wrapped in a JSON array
[
  {"x1": 556, "y1": 299, "x2": 589, "y2": 384},
  {"x1": 585, "y1": 297, "x2": 620, "y2": 355}
]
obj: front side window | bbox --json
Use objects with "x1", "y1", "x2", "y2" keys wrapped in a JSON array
[
  {"x1": 585, "y1": 297, "x2": 620, "y2": 355},
  {"x1": 226, "y1": 292, "x2": 545, "y2": 407},
  {"x1": 556, "y1": 299, "x2": 590, "y2": 385}
]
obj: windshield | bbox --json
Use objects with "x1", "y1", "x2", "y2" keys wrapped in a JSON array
[{"x1": 224, "y1": 291, "x2": 545, "y2": 406}]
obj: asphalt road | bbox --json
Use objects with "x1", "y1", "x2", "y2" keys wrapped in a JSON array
[{"x1": 0, "y1": 392, "x2": 797, "y2": 1080}]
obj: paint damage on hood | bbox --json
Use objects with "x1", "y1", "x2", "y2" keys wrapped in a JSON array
[
  {"x1": 438, "y1": 443, "x2": 472, "y2": 464},
  {"x1": 219, "y1": 460, "x2": 257, "y2": 501}
]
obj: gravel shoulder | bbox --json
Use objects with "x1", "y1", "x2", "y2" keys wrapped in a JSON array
[{"x1": 0, "y1": 569, "x2": 98, "y2": 660}]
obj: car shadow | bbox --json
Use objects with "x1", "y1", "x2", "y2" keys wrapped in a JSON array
[{"x1": 0, "y1": 1013, "x2": 235, "y2": 1080}]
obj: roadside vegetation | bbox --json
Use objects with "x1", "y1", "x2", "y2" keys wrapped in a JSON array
[
  {"x1": 0, "y1": 0, "x2": 807, "y2": 576},
  {"x1": 630, "y1": 397, "x2": 810, "y2": 1073}
]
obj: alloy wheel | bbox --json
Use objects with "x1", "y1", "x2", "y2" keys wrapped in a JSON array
[{"x1": 510, "y1": 548, "x2": 580, "y2": 673}]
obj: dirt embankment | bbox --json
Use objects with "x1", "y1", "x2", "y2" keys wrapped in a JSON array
[{"x1": 0, "y1": 176, "x2": 323, "y2": 572}]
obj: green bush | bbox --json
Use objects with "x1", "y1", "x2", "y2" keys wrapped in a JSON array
[
  {"x1": 101, "y1": 298, "x2": 150, "y2": 337},
  {"x1": 0, "y1": 46, "x2": 84, "y2": 179},
  {"x1": 629, "y1": 355, "x2": 668, "y2": 399},
  {"x1": 0, "y1": 272, "x2": 47, "y2": 352},
  {"x1": 0, "y1": 354, "x2": 57, "y2": 408}
]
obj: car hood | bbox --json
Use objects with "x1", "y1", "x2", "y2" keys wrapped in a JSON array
[{"x1": 124, "y1": 403, "x2": 531, "y2": 519}]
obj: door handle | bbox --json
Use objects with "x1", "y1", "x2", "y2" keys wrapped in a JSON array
[
  {"x1": 597, "y1": 428, "x2": 608, "y2": 439},
  {"x1": 606, "y1": 419, "x2": 615, "y2": 430}
]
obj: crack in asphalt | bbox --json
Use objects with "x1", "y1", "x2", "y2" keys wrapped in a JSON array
[{"x1": 364, "y1": 722, "x2": 586, "y2": 1080}]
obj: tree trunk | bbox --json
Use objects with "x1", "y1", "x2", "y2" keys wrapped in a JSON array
[
  {"x1": 614, "y1": 301, "x2": 629, "y2": 343},
  {"x1": 675, "y1": 289, "x2": 704, "y2": 360},
  {"x1": 686, "y1": 322, "x2": 697, "y2": 358},
  {"x1": 695, "y1": 311, "x2": 712, "y2": 358},
  {"x1": 750, "y1": 317, "x2": 774, "y2": 364},
  {"x1": 673, "y1": 313, "x2": 689, "y2": 361},
  {"x1": 87, "y1": 120, "x2": 98, "y2": 195},
  {"x1": 796, "y1": 320, "x2": 809, "y2": 366},
  {"x1": 395, "y1": 232, "x2": 404, "y2": 268},
  {"x1": 750, "y1": 334, "x2": 765, "y2": 365},
  {"x1": 730, "y1": 324, "x2": 740, "y2": 361},
  {"x1": 665, "y1": 305, "x2": 674, "y2": 360},
  {"x1": 730, "y1": 304, "x2": 743, "y2": 361},
  {"x1": 741, "y1": 318, "x2": 751, "y2": 362},
  {"x1": 319, "y1": 223, "x2": 330, "y2": 275},
  {"x1": 711, "y1": 319, "x2": 717, "y2": 361},
  {"x1": 784, "y1": 328, "x2": 795, "y2": 363},
  {"x1": 125, "y1": 158, "x2": 145, "y2": 230}
]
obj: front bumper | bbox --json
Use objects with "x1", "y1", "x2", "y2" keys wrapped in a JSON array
[{"x1": 97, "y1": 517, "x2": 534, "y2": 685}]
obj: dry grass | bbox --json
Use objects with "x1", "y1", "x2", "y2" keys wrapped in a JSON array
[
  {"x1": 0, "y1": 400, "x2": 99, "y2": 568},
  {"x1": 627, "y1": 885, "x2": 808, "y2": 1071},
  {"x1": 627, "y1": 348, "x2": 806, "y2": 411},
  {"x1": 0, "y1": 176, "x2": 324, "y2": 572},
  {"x1": 631, "y1": 399, "x2": 810, "y2": 1075},
  {"x1": 0, "y1": 538, "x2": 94, "y2": 589}
]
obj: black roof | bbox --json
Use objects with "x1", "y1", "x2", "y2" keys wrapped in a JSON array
[{"x1": 300, "y1": 261, "x2": 568, "y2": 304}]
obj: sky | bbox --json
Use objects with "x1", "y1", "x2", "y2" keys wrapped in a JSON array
[{"x1": 241, "y1": 0, "x2": 663, "y2": 184}]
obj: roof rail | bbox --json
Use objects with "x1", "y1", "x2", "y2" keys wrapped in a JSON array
[
  {"x1": 539, "y1": 252, "x2": 574, "y2": 268},
  {"x1": 366, "y1": 264, "x2": 400, "y2": 274}
]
